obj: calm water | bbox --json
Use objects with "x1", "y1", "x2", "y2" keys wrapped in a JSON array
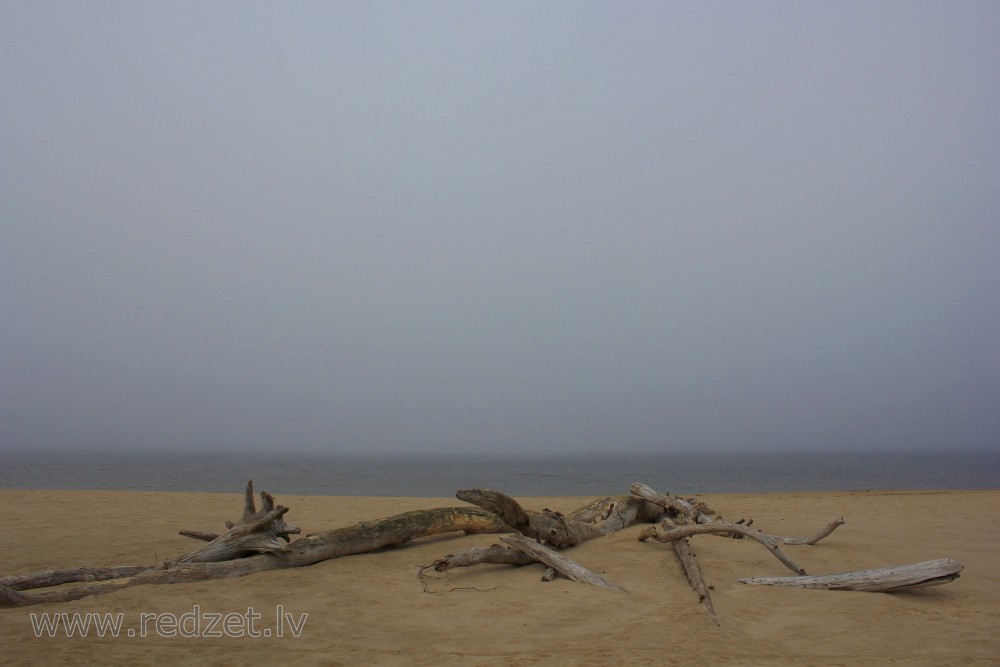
[{"x1": 1, "y1": 449, "x2": 997, "y2": 496}]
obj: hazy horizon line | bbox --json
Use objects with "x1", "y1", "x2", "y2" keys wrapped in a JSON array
[{"x1": 4, "y1": 445, "x2": 996, "y2": 458}]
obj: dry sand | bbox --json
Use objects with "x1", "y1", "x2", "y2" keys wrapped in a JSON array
[{"x1": 1, "y1": 488, "x2": 998, "y2": 666}]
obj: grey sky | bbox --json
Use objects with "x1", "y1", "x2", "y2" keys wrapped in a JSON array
[{"x1": 2, "y1": 1, "x2": 998, "y2": 455}]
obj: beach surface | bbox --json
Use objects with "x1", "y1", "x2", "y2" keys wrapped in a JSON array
[{"x1": 1, "y1": 488, "x2": 998, "y2": 665}]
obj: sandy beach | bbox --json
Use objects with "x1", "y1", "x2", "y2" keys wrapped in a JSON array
[{"x1": 1, "y1": 487, "x2": 998, "y2": 666}]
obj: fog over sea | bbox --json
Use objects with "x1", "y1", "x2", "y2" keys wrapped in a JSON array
[{"x1": 2, "y1": 449, "x2": 997, "y2": 497}]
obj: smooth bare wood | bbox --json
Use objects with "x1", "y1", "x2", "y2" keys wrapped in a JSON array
[
  {"x1": 498, "y1": 533, "x2": 627, "y2": 592},
  {"x1": 639, "y1": 521, "x2": 808, "y2": 575},
  {"x1": 643, "y1": 517, "x2": 845, "y2": 548},
  {"x1": 630, "y1": 485, "x2": 731, "y2": 625},
  {"x1": 671, "y1": 537, "x2": 719, "y2": 625},
  {"x1": 773, "y1": 517, "x2": 846, "y2": 545},
  {"x1": 739, "y1": 558, "x2": 963, "y2": 592}
]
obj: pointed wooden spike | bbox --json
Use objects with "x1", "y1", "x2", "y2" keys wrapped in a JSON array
[{"x1": 243, "y1": 480, "x2": 257, "y2": 517}]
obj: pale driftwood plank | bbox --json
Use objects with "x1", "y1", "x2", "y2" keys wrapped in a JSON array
[{"x1": 738, "y1": 558, "x2": 963, "y2": 592}]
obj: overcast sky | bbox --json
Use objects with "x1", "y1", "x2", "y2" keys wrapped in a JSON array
[{"x1": 2, "y1": 2, "x2": 998, "y2": 456}]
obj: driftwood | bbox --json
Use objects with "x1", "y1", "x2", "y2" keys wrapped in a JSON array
[
  {"x1": 457, "y1": 489, "x2": 605, "y2": 547},
  {"x1": 174, "y1": 481, "x2": 300, "y2": 563},
  {"x1": 455, "y1": 488, "x2": 664, "y2": 547},
  {"x1": 671, "y1": 537, "x2": 719, "y2": 625},
  {"x1": 0, "y1": 480, "x2": 962, "y2": 621},
  {"x1": 0, "y1": 482, "x2": 508, "y2": 608},
  {"x1": 739, "y1": 558, "x2": 963, "y2": 592},
  {"x1": 629, "y1": 481, "x2": 731, "y2": 620},
  {"x1": 638, "y1": 521, "x2": 810, "y2": 575},
  {"x1": 629, "y1": 483, "x2": 724, "y2": 525},
  {"x1": 431, "y1": 490, "x2": 665, "y2": 574},
  {"x1": 499, "y1": 534, "x2": 627, "y2": 592},
  {"x1": 0, "y1": 566, "x2": 154, "y2": 592}
]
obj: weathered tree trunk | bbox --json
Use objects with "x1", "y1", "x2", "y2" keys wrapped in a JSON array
[{"x1": 0, "y1": 486, "x2": 508, "y2": 608}]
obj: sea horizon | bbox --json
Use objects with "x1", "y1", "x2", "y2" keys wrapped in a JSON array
[{"x1": 1, "y1": 448, "x2": 997, "y2": 497}]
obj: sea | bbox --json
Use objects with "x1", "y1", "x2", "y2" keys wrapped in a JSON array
[{"x1": 0, "y1": 449, "x2": 997, "y2": 497}]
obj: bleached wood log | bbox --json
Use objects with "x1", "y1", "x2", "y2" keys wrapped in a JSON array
[
  {"x1": 739, "y1": 558, "x2": 963, "y2": 592},
  {"x1": 498, "y1": 534, "x2": 627, "y2": 592}
]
